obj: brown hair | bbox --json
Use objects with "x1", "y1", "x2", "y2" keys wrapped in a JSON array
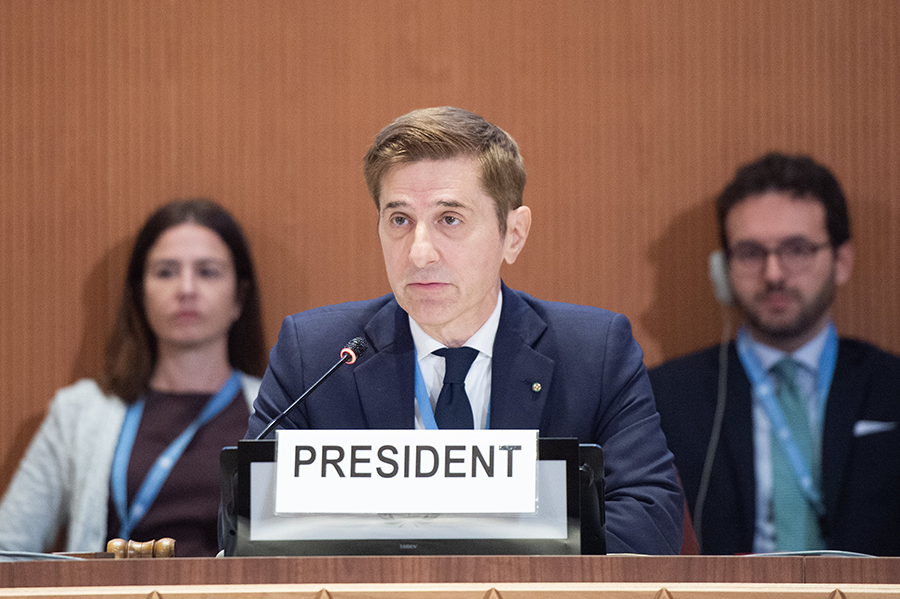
[
  {"x1": 363, "y1": 107, "x2": 527, "y2": 234},
  {"x1": 100, "y1": 198, "x2": 266, "y2": 402},
  {"x1": 716, "y1": 152, "x2": 851, "y2": 250}
]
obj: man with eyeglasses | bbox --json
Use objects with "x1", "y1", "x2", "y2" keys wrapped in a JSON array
[{"x1": 649, "y1": 152, "x2": 900, "y2": 556}]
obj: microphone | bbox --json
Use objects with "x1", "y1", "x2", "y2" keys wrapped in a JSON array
[{"x1": 254, "y1": 337, "x2": 368, "y2": 440}]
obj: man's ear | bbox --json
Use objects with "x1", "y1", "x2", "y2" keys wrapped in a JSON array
[
  {"x1": 834, "y1": 240, "x2": 854, "y2": 285},
  {"x1": 503, "y1": 206, "x2": 532, "y2": 265}
]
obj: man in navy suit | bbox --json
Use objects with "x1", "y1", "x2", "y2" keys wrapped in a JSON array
[
  {"x1": 650, "y1": 153, "x2": 900, "y2": 556},
  {"x1": 247, "y1": 107, "x2": 683, "y2": 554}
]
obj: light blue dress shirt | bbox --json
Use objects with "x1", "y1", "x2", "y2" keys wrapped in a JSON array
[{"x1": 749, "y1": 325, "x2": 830, "y2": 553}]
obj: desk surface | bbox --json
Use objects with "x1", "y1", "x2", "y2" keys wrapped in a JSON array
[{"x1": 2, "y1": 555, "x2": 899, "y2": 588}]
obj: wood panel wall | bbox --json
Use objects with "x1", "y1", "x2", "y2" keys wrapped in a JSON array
[{"x1": 2, "y1": 0, "x2": 898, "y2": 493}]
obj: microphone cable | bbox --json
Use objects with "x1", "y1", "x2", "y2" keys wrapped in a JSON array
[{"x1": 692, "y1": 305, "x2": 732, "y2": 552}]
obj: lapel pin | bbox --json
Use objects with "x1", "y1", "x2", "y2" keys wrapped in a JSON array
[{"x1": 531, "y1": 382, "x2": 542, "y2": 393}]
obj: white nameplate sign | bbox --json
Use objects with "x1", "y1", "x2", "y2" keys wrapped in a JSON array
[{"x1": 274, "y1": 429, "x2": 538, "y2": 514}]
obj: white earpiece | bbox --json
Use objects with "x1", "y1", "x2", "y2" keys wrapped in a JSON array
[{"x1": 708, "y1": 250, "x2": 733, "y2": 306}]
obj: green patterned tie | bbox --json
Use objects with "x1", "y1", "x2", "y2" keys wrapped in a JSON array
[{"x1": 770, "y1": 357, "x2": 823, "y2": 551}]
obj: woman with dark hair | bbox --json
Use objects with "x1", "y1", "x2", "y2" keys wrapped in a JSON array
[{"x1": 0, "y1": 199, "x2": 266, "y2": 557}]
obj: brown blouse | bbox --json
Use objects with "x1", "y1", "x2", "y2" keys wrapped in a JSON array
[{"x1": 106, "y1": 388, "x2": 249, "y2": 557}]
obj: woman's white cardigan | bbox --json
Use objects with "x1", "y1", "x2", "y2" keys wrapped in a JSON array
[{"x1": 0, "y1": 375, "x2": 259, "y2": 552}]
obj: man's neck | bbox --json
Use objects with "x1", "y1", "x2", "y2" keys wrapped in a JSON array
[
  {"x1": 419, "y1": 325, "x2": 482, "y2": 349},
  {"x1": 745, "y1": 314, "x2": 833, "y2": 354},
  {"x1": 412, "y1": 289, "x2": 503, "y2": 349}
]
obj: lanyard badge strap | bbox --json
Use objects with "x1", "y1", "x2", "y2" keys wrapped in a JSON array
[
  {"x1": 736, "y1": 326, "x2": 837, "y2": 516},
  {"x1": 111, "y1": 371, "x2": 243, "y2": 539},
  {"x1": 414, "y1": 349, "x2": 490, "y2": 430}
]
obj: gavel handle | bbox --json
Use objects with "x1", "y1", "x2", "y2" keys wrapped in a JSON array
[{"x1": 106, "y1": 537, "x2": 175, "y2": 558}]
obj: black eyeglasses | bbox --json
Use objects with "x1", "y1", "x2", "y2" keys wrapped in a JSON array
[{"x1": 727, "y1": 239, "x2": 831, "y2": 276}]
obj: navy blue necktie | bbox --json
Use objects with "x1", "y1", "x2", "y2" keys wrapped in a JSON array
[{"x1": 432, "y1": 347, "x2": 479, "y2": 429}]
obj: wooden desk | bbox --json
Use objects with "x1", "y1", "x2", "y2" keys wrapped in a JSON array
[
  {"x1": 3, "y1": 582, "x2": 900, "y2": 598},
  {"x1": 804, "y1": 556, "x2": 900, "y2": 584},
  {"x1": 1, "y1": 555, "x2": 899, "y2": 598},
  {"x1": 2, "y1": 555, "x2": 900, "y2": 587},
  {"x1": 0, "y1": 555, "x2": 801, "y2": 587}
]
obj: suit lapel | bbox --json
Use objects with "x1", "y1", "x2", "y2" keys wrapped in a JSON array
[
  {"x1": 821, "y1": 341, "x2": 864, "y2": 521},
  {"x1": 724, "y1": 343, "x2": 758, "y2": 545},
  {"x1": 357, "y1": 286, "x2": 556, "y2": 431},
  {"x1": 488, "y1": 285, "x2": 555, "y2": 430},
  {"x1": 355, "y1": 299, "x2": 416, "y2": 429}
]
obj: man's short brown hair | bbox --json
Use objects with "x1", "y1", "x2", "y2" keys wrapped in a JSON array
[{"x1": 363, "y1": 107, "x2": 526, "y2": 234}]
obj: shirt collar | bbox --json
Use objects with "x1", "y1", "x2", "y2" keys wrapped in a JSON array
[
  {"x1": 410, "y1": 290, "x2": 503, "y2": 359},
  {"x1": 747, "y1": 322, "x2": 832, "y2": 375}
]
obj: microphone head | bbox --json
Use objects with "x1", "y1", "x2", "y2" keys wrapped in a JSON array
[{"x1": 340, "y1": 337, "x2": 369, "y2": 364}]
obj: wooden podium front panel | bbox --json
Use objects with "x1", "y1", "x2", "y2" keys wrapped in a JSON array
[
  {"x1": 0, "y1": 555, "x2": 802, "y2": 588},
  {"x1": 804, "y1": 557, "x2": 900, "y2": 584},
  {"x1": 2, "y1": 582, "x2": 900, "y2": 599}
]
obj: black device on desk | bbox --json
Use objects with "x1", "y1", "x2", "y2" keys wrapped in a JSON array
[{"x1": 219, "y1": 437, "x2": 605, "y2": 556}]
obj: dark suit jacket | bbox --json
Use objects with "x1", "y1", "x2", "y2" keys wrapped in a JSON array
[
  {"x1": 248, "y1": 284, "x2": 683, "y2": 554},
  {"x1": 650, "y1": 339, "x2": 900, "y2": 556}
]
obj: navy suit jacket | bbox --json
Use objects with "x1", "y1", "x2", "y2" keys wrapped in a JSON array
[
  {"x1": 248, "y1": 284, "x2": 683, "y2": 554},
  {"x1": 650, "y1": 339, "x2": 900, "y2": 556}
]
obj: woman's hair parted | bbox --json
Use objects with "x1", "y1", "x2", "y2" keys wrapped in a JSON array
[{"x1": 100, "y1": 198, "x2": 266, "y2": 403}]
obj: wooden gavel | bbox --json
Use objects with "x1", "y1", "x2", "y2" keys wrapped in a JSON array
[{"x1": 106, "y1": 537, "x2": 176, "y2": 558}]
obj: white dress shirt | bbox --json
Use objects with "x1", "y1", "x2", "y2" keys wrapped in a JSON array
[{"x1": 410, "y1": 291, "x2": 502, "y2": 430}]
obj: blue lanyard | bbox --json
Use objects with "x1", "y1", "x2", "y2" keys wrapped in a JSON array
[
  {"x1": 414, "y1": 349, "x2": 490, "y2": 429},
  {"x1": 736, "y1": 325, "x2": 838, "y2": 516},
  {"x1": 111, "y1": 370, "x2": 242, "y2": 539}
]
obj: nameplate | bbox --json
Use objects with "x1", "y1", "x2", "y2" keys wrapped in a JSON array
[{"x1": 274, "y1": 429, "x2": 538, "y2": 514}]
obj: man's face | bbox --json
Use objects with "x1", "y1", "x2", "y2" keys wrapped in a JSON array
[
  {"x1": 378, "y1": 157, "x2": 530, "y2": 347},
  {"x1": 725, "y1": 191, "x2": 853, "y2": 351}
]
